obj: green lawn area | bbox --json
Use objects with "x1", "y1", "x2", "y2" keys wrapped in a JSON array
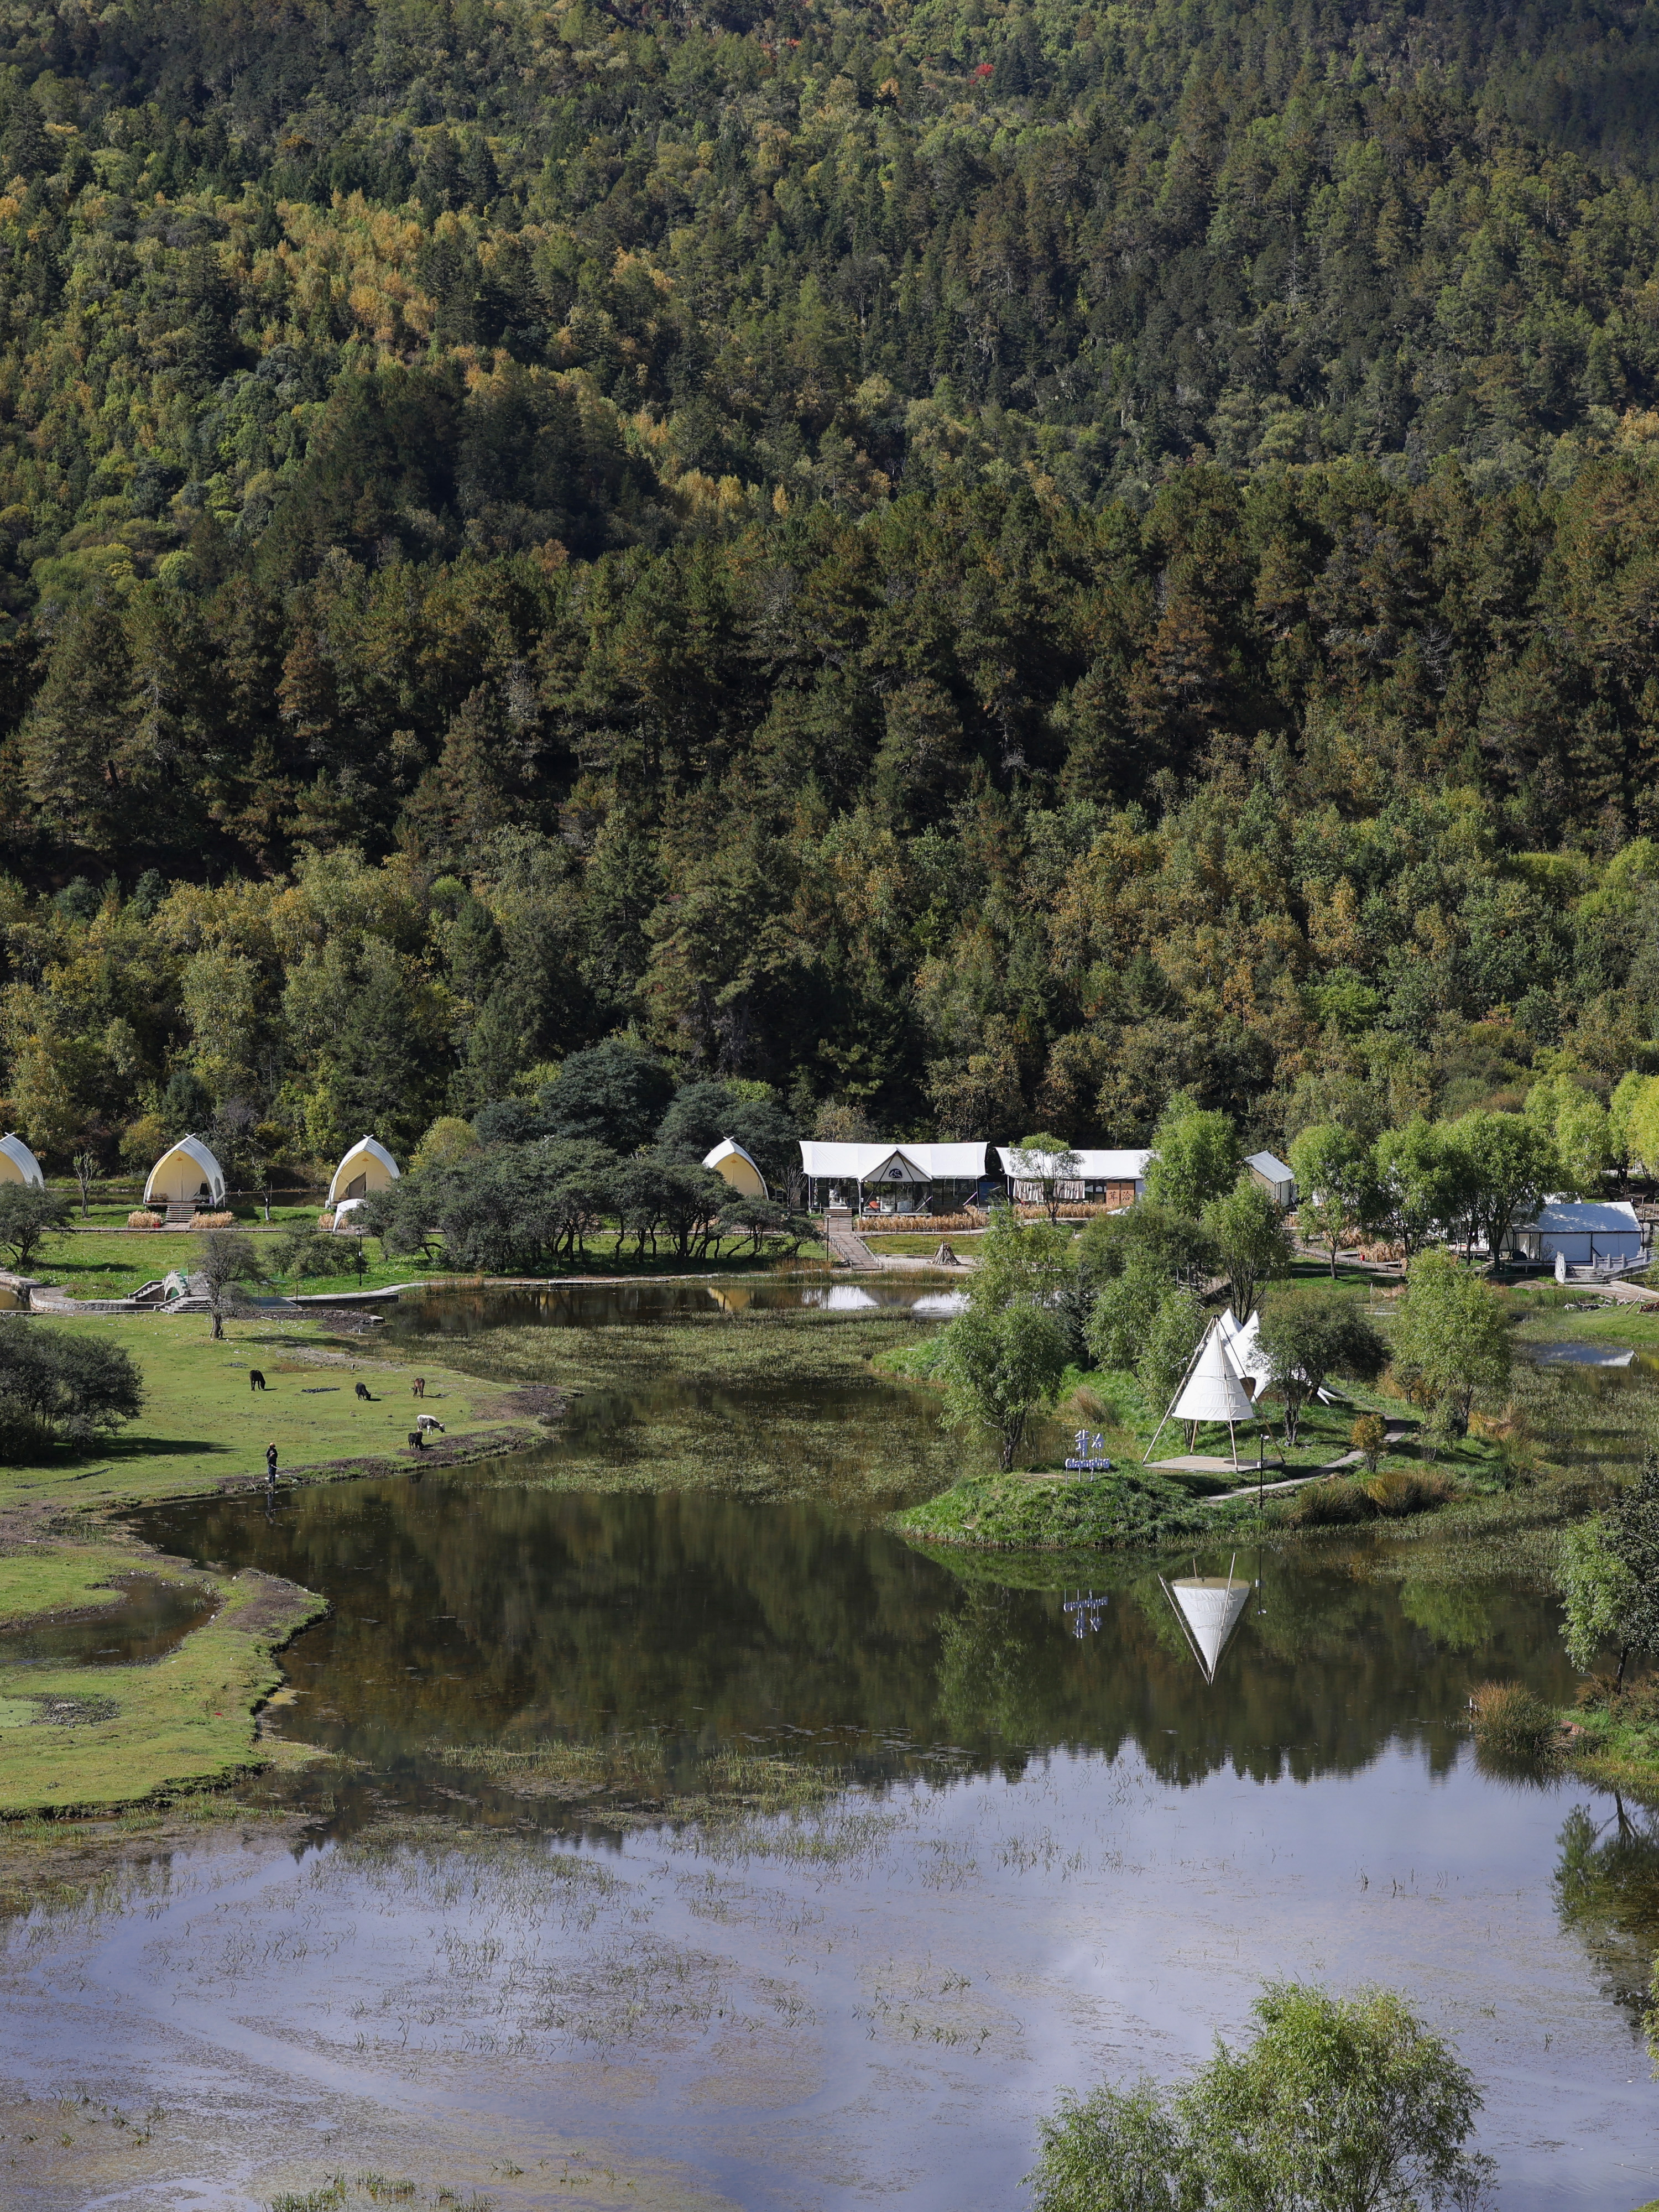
[{"x1": 0, "y1": 1311, "x2": 525, "y2": 1518}]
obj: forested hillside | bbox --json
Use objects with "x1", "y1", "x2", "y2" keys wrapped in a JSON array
[{"x1": 4, "y1": 0, "x2": 1659, "y2": 1170}]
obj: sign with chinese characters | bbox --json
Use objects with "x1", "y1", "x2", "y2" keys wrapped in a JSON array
[{"x1": 1065, "y1": 1428, "x2": 1114, "y2": 1472}]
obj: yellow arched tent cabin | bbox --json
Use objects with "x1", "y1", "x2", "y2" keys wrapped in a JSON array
[
  {"x1": 144, "y1": 1134, "x2": 227, "y2": 1209},
  {"x1": 0, "y1": 1133, "x2": 44, "y2": 1188},
  {"x1": 328, "y1": 1135, "x2": 400, "y2": 1206},
  {"x1": 702, "y1": 1138, "x2": 768, "y2": 1200}
]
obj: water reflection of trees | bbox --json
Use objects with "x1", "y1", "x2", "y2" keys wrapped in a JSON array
[
  {"x1": 1554, "y1": 1799, "x2": 1659, "y2": 2032},
  {"x1": 140, "y1": 1480, "x2": 1578, "y2": 1813}
]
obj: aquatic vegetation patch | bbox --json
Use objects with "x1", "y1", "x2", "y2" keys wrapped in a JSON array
[{"x1": 428, "y1": 1734, "x2": 847, "y2": 1824}]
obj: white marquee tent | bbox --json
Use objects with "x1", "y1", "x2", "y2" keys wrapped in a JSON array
[
  {"x1": 144, "y1": 1134, "x2": 227, "y2": 1209},
  {"x1": 328, "y1": 1135, "x2": 400, "y2": 1207}
]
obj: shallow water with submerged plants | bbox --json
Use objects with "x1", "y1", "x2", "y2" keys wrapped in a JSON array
[{"x1": 0, "y1": 1279, "x2": 1655, "y2": 2210}]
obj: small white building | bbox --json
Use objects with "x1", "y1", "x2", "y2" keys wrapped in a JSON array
[
  {"x1": 327, "y1": 1135, "x2": 400, "y2": 1206},
  {"x1": 995, "y1": 1146, "x2": 1150, "y2": 1208},
  {"x1": 144, "y1": 1134, "x2": 227, "y2": 1209},
  {"x1": 1246, "y1": 1150, "x2": 1296, "y2": 1207},
  {"x1": 1510, "y1": 1198, "x2": 1646, "y2": 1271},
  {"x1": 703, "y1": 1138, "x2": 768, "y2": 1199},
  {"x1": 0, "y1": 1133, "x2": 44, "y2": 1188},
  {"x1": 800, "y1": 1140, "x2": 988, "y2": 1215}
]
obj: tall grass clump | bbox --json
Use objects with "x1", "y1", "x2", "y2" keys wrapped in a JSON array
[{"x1": 1469, "y1": 1681, "x2": 1558, "y2": 1760}]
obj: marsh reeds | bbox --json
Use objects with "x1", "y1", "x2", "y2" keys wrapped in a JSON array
[{"x1": 1469, "y1": 1680, "x2": 1559, "y2": 1760}]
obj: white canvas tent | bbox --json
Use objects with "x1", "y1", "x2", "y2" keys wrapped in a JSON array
[
  {"x1": 703, "y1": 1138, "x2": 768, "y2": 1199},
  {"x1": 328, "y1": 1135, "x2": 399, "y2": 1206},
  {"x1": 1145, "y1": 1316, "x2": 1256, "y2": 1466},
  {"x1": 0, "y1": 1133, "x2": 44, "y2": 1188},
  {"x1": 1161, "y1": 1564, "x2": 1252, "y2": 1683},
  {"x1": 144, "y1": 1134, "x2": 227, "y2": 1208}
]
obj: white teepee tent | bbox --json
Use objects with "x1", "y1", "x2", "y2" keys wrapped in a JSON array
[
  {"x1": 1161, "y1": 1566, "x2": 1252, "y2": 1683},
  {"x1": 1218, "y1": 1305, "x2": 1273, "y2": 1392},
  {"x1": 1145, "y1": 1317, "x2": 1255, "y2": 1465}
]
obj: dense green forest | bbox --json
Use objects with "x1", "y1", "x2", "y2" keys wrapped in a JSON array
[{"x1": 5, "y1": 0, "x2": 1659, "y2": 1168}]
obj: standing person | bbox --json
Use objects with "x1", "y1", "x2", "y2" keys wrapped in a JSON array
[{"x1": 265, "y1": 1442, "x2": 278, "y2": 1487}]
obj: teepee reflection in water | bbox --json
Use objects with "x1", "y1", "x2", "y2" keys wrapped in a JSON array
[{"x1": 1160, "y1": 1555, "x2": 1253, "y2": 1684}]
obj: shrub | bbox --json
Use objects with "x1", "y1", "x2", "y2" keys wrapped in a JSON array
[
  {"x1": 1365, "y1": 1469, "x2": 1453, "y2": 1517},
  {"x1": 0, "y1": 1185, "x2": 72, "y2": 1269},
  {"x1": 0, "y1": 1324, "x2": 144, "y2": 1455},
  {"x1": 1351, "y1": 1411, "x2": 1387, "y2": 1471},
  {"x1": 316, "y1": 1212, "x2": 336, "y2": 1230},
  {"x1": 409, "y1": 1114, "x2": 479, "y2": 1172},
  {"x1": 189, "y1": 1210, "x2": 233, "y2": 1229},
  {"x1": 1469, "y1": 1681, "x2": 1558, "y2": 1759},
  {"x1": 127, "y1": 1210, "x2": 161, "y2": 1228},
  {"x1": 1284, "y1": 1476, "x2": 1378, "y2": 1526}
]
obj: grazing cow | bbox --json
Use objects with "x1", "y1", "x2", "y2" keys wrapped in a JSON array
[
  {"x1": 414, "y1": 1412, "x2": 446, "y2": 1434},
  {"x1": 354, "y1": 1381, "x2": 373, "y2": 1401},
  {"x1": 411, "y1": 1376, "x2": 426, "y2": 1399},
  {"x1": 408, "y1": 1430, "x2": 425, "y2": 1449},
  {"x1": 248, "y1": 1369, "x2": 267, "y2": 1391}
]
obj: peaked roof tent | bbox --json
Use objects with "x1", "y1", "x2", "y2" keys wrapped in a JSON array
[
  {"x1": 1161, "y1": 1566, "x2": 1252, "y2": 1683},
  {"x1": 993, "y1": 1147, "x2": 1151, "y2": 1181},
  {"x1": 143, "y1": 1134, "x2": 227, "y2": 1207},
  {"x1": 1175, "y1": 1324, "x2": 1255, "y2": 1424},
  {"x1": 798, "y1": 1141, "x2": 989, "y2": 1182},
  {"x1": 0, "y1": 1133, "x2": 44, "y2": 1188},
  {"x1": 1145, "y1": 1316, "x2": 1256, "y2": 1466},
  {"x1": 327, "y1": 1135, "x2": 400, "y2": 1206},
  {"x1": 703, "y1": 1138, "x2": 768, "y2": 1199}
]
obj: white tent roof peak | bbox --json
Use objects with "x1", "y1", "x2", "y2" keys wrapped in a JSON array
[
  {"x1": 0, "y1": 1133, "x2": 43, "y2": 1187},
  {"x1": 1217, "y1": 1306, "x2": 1272, "y2": 1390}
]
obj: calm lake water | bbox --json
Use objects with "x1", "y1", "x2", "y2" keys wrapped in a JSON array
[{"x1": 2, "y1": 1284, "x2": 1656, "y2": 2210}]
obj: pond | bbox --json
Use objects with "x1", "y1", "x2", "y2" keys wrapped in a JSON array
[
  {"x1": 2, "y1": 1284, "x2": 1656, "y2": 2211},
  {"x1": 0, "y1": 1573, "x2": 216, "y2": 1668}
]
